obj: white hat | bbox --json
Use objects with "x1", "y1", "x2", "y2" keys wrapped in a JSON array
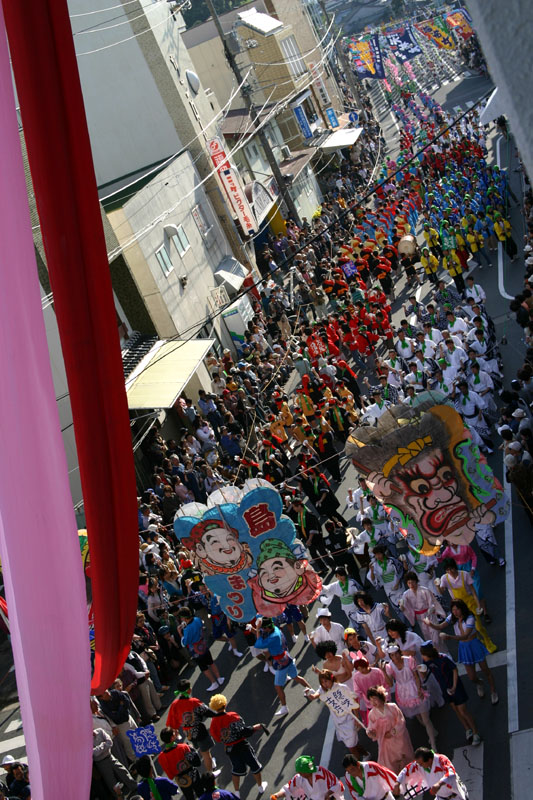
[
  {"x1": 317, "y1": 608, "x2": 332, "y2": 618},
  {"x1": 512, "y1": 408, "x2": 527, "y2": 418},
  {"x1": 1, "y1": 756, "x2": 14, "y2": 766},
  {"x1": 508, "y1": 441, "x2": 522, "y2": 451},
  {"x1": 524, "y1": 244, "x2": 533, "y2": 253},
  {"x1": 147, "y1": 524, "x2": 159, "y2": 532},
  {"x1": 504, "y1": 454, "x2": 518, "y2": 467},
  {"x1": 497, "y1": 424, "x2": 512, "y2": 434}
]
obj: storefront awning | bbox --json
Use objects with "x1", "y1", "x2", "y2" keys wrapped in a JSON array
[
  {"x1": 214, "y1": 256, "x2": 248, "y2": 293},
  {"x1": 319, "y1": 127, "x2": 363, "y2": 152},
  {"x1": 479, "y1": 88, "x2": 506, "y2": 125},
  {"x1": 126, "y1": 338, "x2": 214, "y2": 409}
]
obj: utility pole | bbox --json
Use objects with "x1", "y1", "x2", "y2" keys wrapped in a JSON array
[
  {"x1": 318, "y1": 0, "x2": 363, "y2": 114},
  {"x1": 205, "y1": 0, "x2": 301, "y2": 226}
]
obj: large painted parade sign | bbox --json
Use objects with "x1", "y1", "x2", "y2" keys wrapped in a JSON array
[
  {"x1": 174, "y1": 482, "x2": 322, "y2": 621},
  {"x1": 345, "y1": 394, "x2": 510, "y2": 554}
]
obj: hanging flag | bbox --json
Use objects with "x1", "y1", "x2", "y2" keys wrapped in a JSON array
[
  {"x1": 386, "y1": 26, "x2": 422, "y2": 63},
  {"x1": 348, "y1": 34, "x2": 385, "y2": 79},
  {"x1": 446, "y1": 9, "x2": 474, "y2": 39},
  {"x1": 415, "y1": 18, "x2": 456, "y2": 50}
]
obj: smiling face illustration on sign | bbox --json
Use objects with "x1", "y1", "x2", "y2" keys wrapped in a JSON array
[{"x1": 174, "y1": 486, "x2": 322, "y2": 621}]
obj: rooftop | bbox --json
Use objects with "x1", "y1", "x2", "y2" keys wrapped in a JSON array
[
  {"x1": 221, "y1": 105, "x2": 276, "y2": 137},
  {"x1": 237, "y1": 8, "x2": 284, "y2": 36},
  {"x1": 278, "y1": 148, "x2": 315, "y2": 180}
]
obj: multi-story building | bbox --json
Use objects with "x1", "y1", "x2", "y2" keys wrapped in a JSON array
[
  {"x1": 183, "y1": 1, "x2": 349, "y2": 244},
  {"x1": 29, "y1": 0, "x2": 276, "y2": 504}
]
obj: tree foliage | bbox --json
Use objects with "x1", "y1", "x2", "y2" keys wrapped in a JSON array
[{"x1": 182, "y1": 0, "x2": 252, "y2": 29}]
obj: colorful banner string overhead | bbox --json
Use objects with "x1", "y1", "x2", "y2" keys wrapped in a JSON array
[
  {"x1": 348, "y1": 34, "x2": 385, "y2": 79},
  {"x1": 446, "y1": 9, "x2": 474, "y2": 40},
  {"x1": 386, "y1": 25, "x2": 422, "y2": 63},
  {"x1": 415, "y1": 17, "x2": 456, "y2": 50}
]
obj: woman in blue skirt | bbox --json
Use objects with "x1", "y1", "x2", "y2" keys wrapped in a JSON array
[{"x1": 426, "y1": 599, "x2": 498, "y2": 705}]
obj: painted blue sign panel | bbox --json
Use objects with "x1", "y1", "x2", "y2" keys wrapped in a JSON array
[
  {"x1": 326, "y1": 107, "x2": 339, "y2": 128},
  {"x1": 293, "y1": 105, "x2": 313, "y2": 139}
]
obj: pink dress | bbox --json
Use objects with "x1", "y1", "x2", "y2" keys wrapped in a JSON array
[
  {"x1": 367, "y1": 702, "x2": 414, "y2": 774},
  {"x1": 352, "y1": 667, "x2": 389, "y2": 724},
  {"x1": 385, "y1": 656, "x2": 430, "y2": 718}
]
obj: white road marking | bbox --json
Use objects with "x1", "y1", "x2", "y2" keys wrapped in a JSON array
[
  {"x1": 453, "y1": 75, "x2": 461, "y2": 82},
  {"x1": 496, "y1": 135, "x2": 514, "y2": 300},
  {"x1": 443, "y1": 79, "x2": 450, "y2": 85},
  {"x1": 0, "y1": 734, "x2": 26, "y2": 755},
  {"x1": 510, "y1": 727, "x2": 533, "y2": 798},
  {"x1": 466, "y1": 100, "x2": 474, "y2": 108},
  {"x1": 452, "y1": 743, "x2": 483, "y2": 798},
  {"x1": 503, "y1": 463, "x2": 519, "y2": 732},
  {"x1": 4, "y1": 719, "x2": 22, "y2": 734},
  {"x1": 320, "y1": 713, "x2": 336, "y2": 768}
]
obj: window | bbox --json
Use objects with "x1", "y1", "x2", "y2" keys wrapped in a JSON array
[
  {"x1": 155, "y1": 245, "x2": 173, "y2": 277},
  {"x1": 245, "y1": 143, "x2": 260, "y2": 162},
  {"x1": 171, "y1": 225, "x2": 190, "y2": 256},
  {"x1": 280, "y1": 35, "x2": 306, "y2": 78}
]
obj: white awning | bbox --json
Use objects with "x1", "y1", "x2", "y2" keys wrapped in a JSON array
[
  {"x1": 126, "y1": 339, "x2": 214, "y2": 409},
  {"x1": 214, "y1": 256, "x2": 248, "y2": 293},
  {"x1": 479, "y1": 88, "x2": 506, "y2": 125},
  {"x1": 319, "y1": 127, "x2": 363, "y2": 152}
]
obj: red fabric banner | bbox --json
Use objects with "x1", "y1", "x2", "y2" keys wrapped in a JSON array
[{"x1": 2, "y1": 0, "x2": 138, "y2": 692}]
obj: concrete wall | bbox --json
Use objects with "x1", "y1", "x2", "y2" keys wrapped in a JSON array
[
  {"x1": 69, "y1": 0, "x2": 182, "y2": 189},
  {"x1": 109, "y1": 151, "x2": 235, "y2": 350},
  {"x1": 467, "y1": 0, "x2": 533, "y2": 181},
  {"x1": 290, "y1": 163, "x2": 322, "y2": 221},
  {"x1": 264, "y1": 0, "x2": 342, "y2": 115},
  {"x1": 183, "y1": 34, "x2": 264, "y2": 110}
]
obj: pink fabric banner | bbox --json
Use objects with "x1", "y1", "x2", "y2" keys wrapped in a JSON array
[{"x1": 0, "y1": 9, "x2": 92, "y2": 800}]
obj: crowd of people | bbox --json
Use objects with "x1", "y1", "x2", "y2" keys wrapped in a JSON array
[
  {"x1": 79, "y1": 75, "x2": 532, "y2": 800},
  {"x1": 4, "y1": 28, "x2": 532, "y2": 800}
]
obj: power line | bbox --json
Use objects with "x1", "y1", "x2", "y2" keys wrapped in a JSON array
[
  {"x1": 70, "y1": 0, "x2": 151, "y2": 18},
  {"x1": 120, "y1": 87, "x2": 493, "y2": 383},
  {"x1": 105, "y1": 44, "x2": 341, "y2": 261},
  {"x1": 76, "y1": 1, "x2": 189, "y2": 56},
  {"x1": 73, "y1": 0, "x2": 164, "y2": 35}
]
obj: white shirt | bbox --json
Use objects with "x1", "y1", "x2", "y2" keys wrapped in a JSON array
[
  {"x1": 425, "y1": 327, "x2": 443, "y2": 345},
  {"x1": 364, "y1": 401, "x2": 390, "y2": 421},
  {"x1": 465, "y1": 283, "x2": 486, "y2": 304},
  {"x1": 445, "y1": 345, "x2": 467, "y2": 369},
  {"x1": 284, "y1": 768, "x2": 343, "y2": 800},
  {"x1": 397, "y1": 754, "x2": 467, "y2": 799},
  {"x1": 455, "y1": 389, "x2": 482, "y2": 417},
  {"x1": 446, "y1": 317, "x2": 468, "y2": 337},
  {"x1": 418, "y1": 339, "x2": 436, "y2": 358},
  {"x1": 344, "y1": 763, "x2": 397, "y2": 800},
  {"x1": 396, "y1": 337, "x2": 415, "y2": 358},
  {"x1": 468, "y1": 369, "x2": 494, "y2": 398},
  {"x1": 311, "y1": 621, "x2": 347, "y2": 652}
]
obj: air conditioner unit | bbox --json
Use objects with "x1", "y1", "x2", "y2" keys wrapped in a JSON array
[{"x1": 280, "y1": 145, "x2": 291, "y2": 160}]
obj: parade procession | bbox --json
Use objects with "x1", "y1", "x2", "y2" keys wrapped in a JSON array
[{"x1": 0, "y1": 1, "x2": 531, "y2": 800}]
